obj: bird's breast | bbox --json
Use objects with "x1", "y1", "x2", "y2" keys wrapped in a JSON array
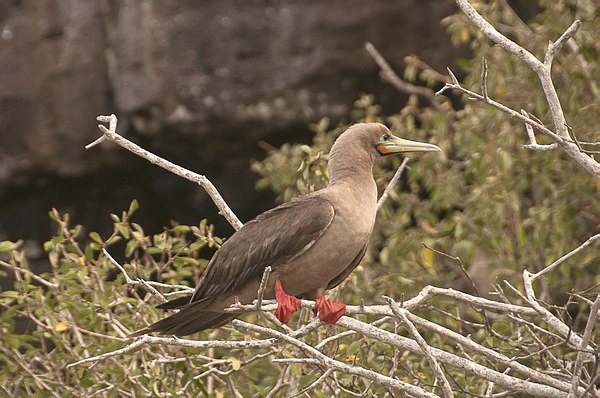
[{"x1": 274, "y1": 188, "x2": 377, "y2": 297}]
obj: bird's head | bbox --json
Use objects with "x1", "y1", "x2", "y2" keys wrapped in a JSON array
[
  {"x1": 371, "y1": 124, "x2": 441, "y2": 156},
  {"x1": 327, "y1": 123, "x2": 441, "y2": 184},
  {"x1": 332, "y1": 123, "x2": 440, "y2": 158}
]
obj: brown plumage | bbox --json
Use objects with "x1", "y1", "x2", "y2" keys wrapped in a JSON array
[{"x1": 130, "y1": 123, "x2": 440, "y2": 337}]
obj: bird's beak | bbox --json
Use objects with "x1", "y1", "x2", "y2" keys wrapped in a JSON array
[{"x1": 376, "y1": 135, "x2": 441, "y2": 155}]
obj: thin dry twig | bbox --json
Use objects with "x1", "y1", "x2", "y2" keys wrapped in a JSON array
[
  {"x1": 365, "y1": 42, "x2": 444, "y2": 112},
  {"x1": 522, "y1": 270, "x2": 593, "y2": 352},
  {"x1": 452, "y1": 0, "x2": 600, "y2": 178},
  {"x1": 0, "y1": 259, "x2": 58, "y2": 289},
  {"x1": 87, "y1": 114, "x2": 243, "y2": 230},
  {"x1": 568, "y1": 293, "x2": 600, "y2": 397},
  {"x1": 521, "y1": 109, "x2": 558, "y2": 151},
  {"x1": 377, "y1": 157, "x2": 410, "y2": 209},
  {"x1": 231, "y1": 319, "x2": 439, "y2": 398},
  {"x1": 256, "y1": 266, "x2": 272, "y2": 310},
  {"x1": 531, "y1": 233, "x2": 600, "y2": 281},
  {"x1": 384, "y1": 297, "x2": 454, "y2": 398}
]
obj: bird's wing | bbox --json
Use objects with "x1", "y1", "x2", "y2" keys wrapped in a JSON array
[
  {"x1": 190, "y1": 194, "x2": 335, "y2": 302},
  {"x1": 326, "y1": 241, "x2": 368, "y2": 290}
]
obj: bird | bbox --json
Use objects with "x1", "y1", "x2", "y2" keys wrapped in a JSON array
[{"x1": 130, "y1": 123, "x2": 440, "y2": 337}]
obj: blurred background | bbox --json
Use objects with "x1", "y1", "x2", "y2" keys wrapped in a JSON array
[{"x1": 0, "y1": 0, "x2": 537, "y2": 247}]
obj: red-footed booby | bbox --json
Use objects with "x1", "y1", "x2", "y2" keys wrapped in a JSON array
[{"x1": 131, "y1": 123, "x2": 440, "y2": 337}]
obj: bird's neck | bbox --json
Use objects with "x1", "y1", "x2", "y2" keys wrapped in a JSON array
[
  {"x1": 327, "y1": 147, "x2": 377, "y2": 187},
  {"x1": 326, "y1": 149, "x2": 378, "y2": 207}
]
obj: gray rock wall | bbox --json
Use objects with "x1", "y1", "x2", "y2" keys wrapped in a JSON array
[{"x1": 0, "y1": 0, "x2": 458, "y2": 243}]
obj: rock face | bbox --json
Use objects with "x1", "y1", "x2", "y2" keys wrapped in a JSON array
[{"x1": 0, "y1": 0, "x2": 458, "y2": 243}]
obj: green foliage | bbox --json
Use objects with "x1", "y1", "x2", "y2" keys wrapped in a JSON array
[{"x1": 0, "y1": 202, "x2": 229, "y2": 396}]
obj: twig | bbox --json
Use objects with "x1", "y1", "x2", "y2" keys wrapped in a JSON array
[
  {"x1": 231, "y1": 319, "x2": 439, "y2": 398},
  {"x1": 256, "y1": 266, "x2": 272, "y2": 310},
  {"x1": 87, "y1": 115, "x2": 243, "y2": 230},
  {"x1": 365, "y1": 42, "x2": 444, "y2": 112},
  {"x1": 530, "y1": 233, "x2": 600, "y2": 281},
  {"x1": 481, "y1": 57, "x2": 489, "y2": 100},
  {"x1": 545, "y1": 20, "x2": 581, "y2": 66},
  {"x1": 67, "y1": 336, "x2": 149, "y2": 368},
  {"x1": 296, "y1": 368, "x2": 334, "y2": 397},
  {"x1": 384, "y1": 297, "x2": 454, "y2": 398},
  {"x1": 453, "y1": 0, "x2": 600, "y2": 178},
  {"x1": 0, "y1": 260, "x2": 58, "y2": 289},
  {"x1": 568, "y1": 293, "x2": 600, "y2": 397},
  {"x1": 102, "y1": 247, "x2": 194, "y2": 301},
  {"x1": 521, "y1": 109, "x2": 558, "y2": 151},
  {"x1": 436, "y1": 68, "x2": 564, "y2": 143},
  {"x1": 336, "y1": 317, "x2": 567, "y2": 397},
  {"x1": 377, "y1": 157, "x2": 410, "y2": 210},
  {"x1": 227, "y1": 375, "x2": 244, "y2": 398},
  {"x1": 401, "y1": 307, "x2": 576, "y2": 393},
  {"x1": 522, "y1": 270, "x2": 592, "y2": 352}
]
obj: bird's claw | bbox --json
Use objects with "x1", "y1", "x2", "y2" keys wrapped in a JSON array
[
  {"x1": 314, "y1": 296, "x2": 346, "y2": 324},
  {"x1": 274, "y1": 279, "x2": 301, "y2": 324}
]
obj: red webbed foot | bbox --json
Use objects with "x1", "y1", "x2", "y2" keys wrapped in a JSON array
[
  {"x1": 274, "y1": 279, "x2": 301, "y2": 324},
  {"x1": 314, "y1": 296, "x2": 346, "y2": 324}
]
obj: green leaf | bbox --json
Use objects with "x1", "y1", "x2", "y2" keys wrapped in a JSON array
[
  {"x1": 128, "y1": 199, "x2": 139, "y2": 215},
  {"x1": 299, "y1": 373, "x2": 317, "y2": 388},
  {"x1": 346, "y1": 340, "x2": 362, "y2": 356},
  {"x1": 173, "y1": 257, "x2": 200, "y2": 267},
  {"x1": 105, "y1": 235, "x2": 122, "y2": 246},
  {"x1": 188, "y1": 241, "x2": 206, "y2": 252},
  {"x1": 171, "y1": 225, "x2": 191, "y2": 233},
  {"x1": 0, "y1": 240, "x2": 21, "y2": 252},
  {"x1": 48, "y1": 208, "x2": 60, "y2": 221},
  {"x1": 117, "y1": 224, "x2": 130, "y2": 239},
  {"x1": 4, "y1": 333, "x2": 21, "y2": 349},
  {"x1": 125, "y1": 240, "x2": 138, "y2": 257},
  {"x1": 0, "y1": 291, "x2": 21, "y2": 299},
  {"x1": 80, "y1": 379, "x2": 94, "y2": 388},
  {"x1": 89, "y1": 232, "x2": 103, "y2": 244},
  {"x1": 492, "y1": 322, "x2": 511, "y2": 335}
]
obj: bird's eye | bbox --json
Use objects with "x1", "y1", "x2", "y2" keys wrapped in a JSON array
[{"x1": 382, "y1": 133, "x2": 391, "y2": 141}]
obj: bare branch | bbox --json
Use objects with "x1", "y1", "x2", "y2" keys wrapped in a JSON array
[
  {"x1": 530, "y1": 233, "x2": 600, "y2": 281},
  {"x1": 436, "y1": 70, "x2": 565, "y2": 143},
  {"x1": 522, "y1": 270, "x2": 593, "y2": 352},
  {"x1": 336, "y1": 317, "x2": 567, "y2": 397},
  {"x1": 365, "y1": 42, "x2": 444, "y2": 111},
  {"x1": 545, "y1": 20, "x2": 581, "y2": 65},
  {"x1": 256, "y1": 266, "x2": 272, "y2": 310},
  {"x1": 66, "y1": 336, "x2": 149, "y2": 368},
  {"x1": 453, "y1": 1, "x2": 600, "y2": 178},
  {"x1": 481, "y1": 57, "x2": 489, "y2": 100},
  {"x1": 231, "y1": 319, "x2": 440, "y2": 398},
  {"x1": 377, "y1": 157, "x2": 410, "y2": 210},
  {"x1": 455, "y1": 0, "x2": 542, "y2": 71},
  {"x1": 224, "y1": 285, "x2": 539, "y2": 318},
  {"x1": 568, "y1": 293, "x2": 600, "y2": 397},
  {"x1": 88, "y1": 114, "x2": 243, "y2": 230},
  {"x1": 521, "y1": 109, "x2": 558, "y2": 151},
  {"x1": 384, "y1": 297, "x2": 454, "y2": 398}
]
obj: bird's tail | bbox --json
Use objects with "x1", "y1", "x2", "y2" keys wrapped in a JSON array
[
  {"x1": 130, "y1": 303, "x2": 238, "y2": 337},
  {"x1": 155, "y1": 295, "x2": 192, "y2": 310}
]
